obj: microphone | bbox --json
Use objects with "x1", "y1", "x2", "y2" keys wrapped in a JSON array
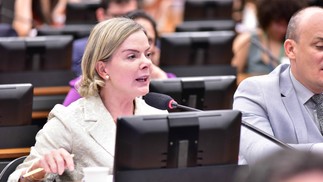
[
  {"x1": 144, "y1": 92, "x2": 200, "y2": 112},
  {"x1": 144, "y1": 92, "x2": 295, "y2": 150}
]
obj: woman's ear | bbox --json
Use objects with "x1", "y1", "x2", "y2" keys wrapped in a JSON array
[
  {"x1": 95, "y1": 61, "x2": 109, "y2": 80},
  {"x1": 284, "y1": 39, "x2": 296, "y2": 60}
]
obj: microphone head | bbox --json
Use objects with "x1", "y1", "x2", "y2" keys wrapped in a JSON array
[{"x1": 143, "y1": 92, "x2": 176, "y2": 110}]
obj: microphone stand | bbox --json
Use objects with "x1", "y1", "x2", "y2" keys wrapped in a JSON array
[
  {"x1": 172, "y1": 102, "x2": 295, "y2": 150},
  {"x1": 250, "y1": 37, "x2": 281, "y2": 69},
  {"x1": 172, "y1": 103, "x2": 201, "y2": 112},
  {"x1": 241, "y1": 121, "x2": 294, "y2": 150}
]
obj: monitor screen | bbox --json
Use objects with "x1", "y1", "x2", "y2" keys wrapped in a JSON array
[
  {"x1": 183, "y1": 0, "x2": 233, "y2": 21},
  {"x1": 0, "y1": 35, "x2": 73, "y2": 72},
  {"x1": 149, "y1": 75, "x2": 236, "y2": 111},
  {"x1": 37, "y1": 24, "x2": 94, "y2": 40},
  {"x1": 161, "y1": 65, "x2": 236, "y2": 77},
  {"x1": 175, "y1": 20, "x2": 236, "y2": 32},
  {"x1": 159, "y1": 31, "x2": 235, "y2": 66},
  {"x1": 65, "y1": 2, "x2": 100, "y2": 24},
  {"x1": 0, "y1": 83, "x2": 33, "y2": 126},
  {"x1": 114, "y1": 110, "x2": 241, "y2": 174},
  {"x1": 0, "y1": 70, "x2": 76, "y2": 116}
]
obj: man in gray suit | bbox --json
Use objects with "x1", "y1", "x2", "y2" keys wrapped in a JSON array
[{"x1": 234, "y1": 6, "x2": 323, "y2": 165}]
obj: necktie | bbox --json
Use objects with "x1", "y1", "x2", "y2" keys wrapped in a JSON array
[{"x1": 312, "y1": 94, "x2": 323, "y2": 134}]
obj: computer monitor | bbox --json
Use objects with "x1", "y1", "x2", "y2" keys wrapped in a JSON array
[
  {"x1": 0, "y1": 35, "x2": 73, "y2": 72},
  {"x1": 65, "y1": 2, "x2": 100, "y2": 24},
  {"x1": 114, "y1": 110, "x2": 241, "y2": 181},
  {"x1": 0, "y1": 83, "x2": 33, "y2": 126},
  {"x1": 159, "y1": 31, "x2": 235, "y2": 66},
  {"x1": 149, "y1": 76, "x2": 236, "y2": 111},
  {"x1": 183, "y1": 0, "x2": 233, "y2": 21},
  {"x1": 37, "y1": 24, "x2": 94, "y2": 40},
  {"x1": 161, "y1": 65, "x2": 236, "y2": 77},
  {"x1": 175, "y1": 20, "x2": 236, "y2": 32}
]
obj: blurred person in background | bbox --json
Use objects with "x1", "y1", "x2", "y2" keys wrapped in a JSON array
[
  {"x1": 142, "y1": 0, "x2": 184, "y2": 34},
  {"x1": 124, "y1": 10, "x2": 175, "y2": 79},
  {"x1": 10, "y1": 0, "x2": 67, "y2": 37},
  {"x1": 231, "y1": 0, "x2": 307, "y2": 76},
  {"x1": 234, "y1": 0, "x2": 258, "y2": 33}
]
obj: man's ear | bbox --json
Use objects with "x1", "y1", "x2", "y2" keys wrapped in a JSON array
[
  {"x1": 96, "y1": 7, "x2": 106, "y2": 22},
  {"x1": 284, "y1": 39, "x2": 296, "y2": 60},
  {"x1": 95, "y1": 61, "x2": 109, "y2": 79}
]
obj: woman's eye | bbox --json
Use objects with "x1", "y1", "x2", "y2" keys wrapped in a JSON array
[
  {"x1": 127, "y1": 54, "x2": 136, "y2": 59},
  {"x1": 146, "y1": 52, "x2": 152, "y2": 58},
  {"x1": 316, "y1": 45, "x2": 323, "y2": 50}
]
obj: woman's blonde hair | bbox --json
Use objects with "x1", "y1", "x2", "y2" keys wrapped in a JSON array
[{"x1": 78, "y1": 17, "x2": 144, "y2": 97}]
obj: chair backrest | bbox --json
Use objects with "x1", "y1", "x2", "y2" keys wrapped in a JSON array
[
  {"x1": 0, "y1": 156, "x2": 27, "y2": 182},
  {"x1": 0, "y1": 125, "x2": 39, "y2": 148}
]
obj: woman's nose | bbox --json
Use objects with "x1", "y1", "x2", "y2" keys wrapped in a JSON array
[{"x1": 140, "y1": 54, "x2": 152, "y2": 70}]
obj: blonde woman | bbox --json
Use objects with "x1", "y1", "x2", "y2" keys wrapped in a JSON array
[{"x1": 9, "y1": 17, "x2": 167, "y2": 182}]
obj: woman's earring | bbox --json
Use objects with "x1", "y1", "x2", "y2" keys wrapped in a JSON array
[{"x1": 105, "y1": 75, "x2": 110, "y2": 80}]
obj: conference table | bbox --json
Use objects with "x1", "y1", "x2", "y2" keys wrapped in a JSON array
[
  {"x1": 32, "y1": 86, "x2": 70, "y2": 119},
  {"x1": 115, "y1": 164, "x2": 248, "y2": 182}
]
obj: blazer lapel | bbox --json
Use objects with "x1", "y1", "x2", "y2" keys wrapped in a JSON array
[
  {"x1": 280, "y1": 68, "x2": 308, "y2": 143},
  {"x1": 83, "y1": 96, "x2": 116, "y2": 157}
]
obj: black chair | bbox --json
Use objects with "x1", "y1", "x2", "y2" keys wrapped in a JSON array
[
  {"x1": 0, "y1": 125, "x2": 39, "y2": 149},
  {"x1": 0, "y1": 156, "x2": 26, "y2": 182}
]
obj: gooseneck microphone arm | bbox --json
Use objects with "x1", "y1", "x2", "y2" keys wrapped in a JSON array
[
  {"x1": 170, "y1": 102, "x2": 201, "y2": 112},
  {"x1": 144, "y1": 92, "x2": 295, "y2": 151},
  {"x1": 170, "y1": 101, "x2": 294, "y2": 150},
  {"x1": 240, "y1": 120, "x2": 294, "y2": 150},
  {"x1": 250, "y1": 37, "x2": 280, "y2": 69}
]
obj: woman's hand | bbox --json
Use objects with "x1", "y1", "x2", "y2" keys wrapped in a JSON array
[
  {"x1": 21, "y1": 148, "x2": 74, "y2": 181},
  {"x1": 38, "y1": 148, "x2": 74, "y2": 175}
]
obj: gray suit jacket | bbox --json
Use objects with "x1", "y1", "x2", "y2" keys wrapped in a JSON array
[
  {"x1": 9, "y1": 96, "x2": 167, "y2": 182},
  {"x1": 234, "y1": 64, "x2": 323, "y2": 165}
]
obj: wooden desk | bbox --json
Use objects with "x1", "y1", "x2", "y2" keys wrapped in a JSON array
[
  {"x1": 32, "y1": 111, "x2": 50, "y2": 119},
  {"x1": 34, "y1": 86, "x2": 70, "y2": 96},
  {"x1": 115, "y1": 165, "x2": 248, "y2": 182},
  {"x1": 0, "y1": 148, "x2": 30, "y2": 159},
  {"x1": 32, "y1": 86, "x2": 70, "y2": 119}
]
